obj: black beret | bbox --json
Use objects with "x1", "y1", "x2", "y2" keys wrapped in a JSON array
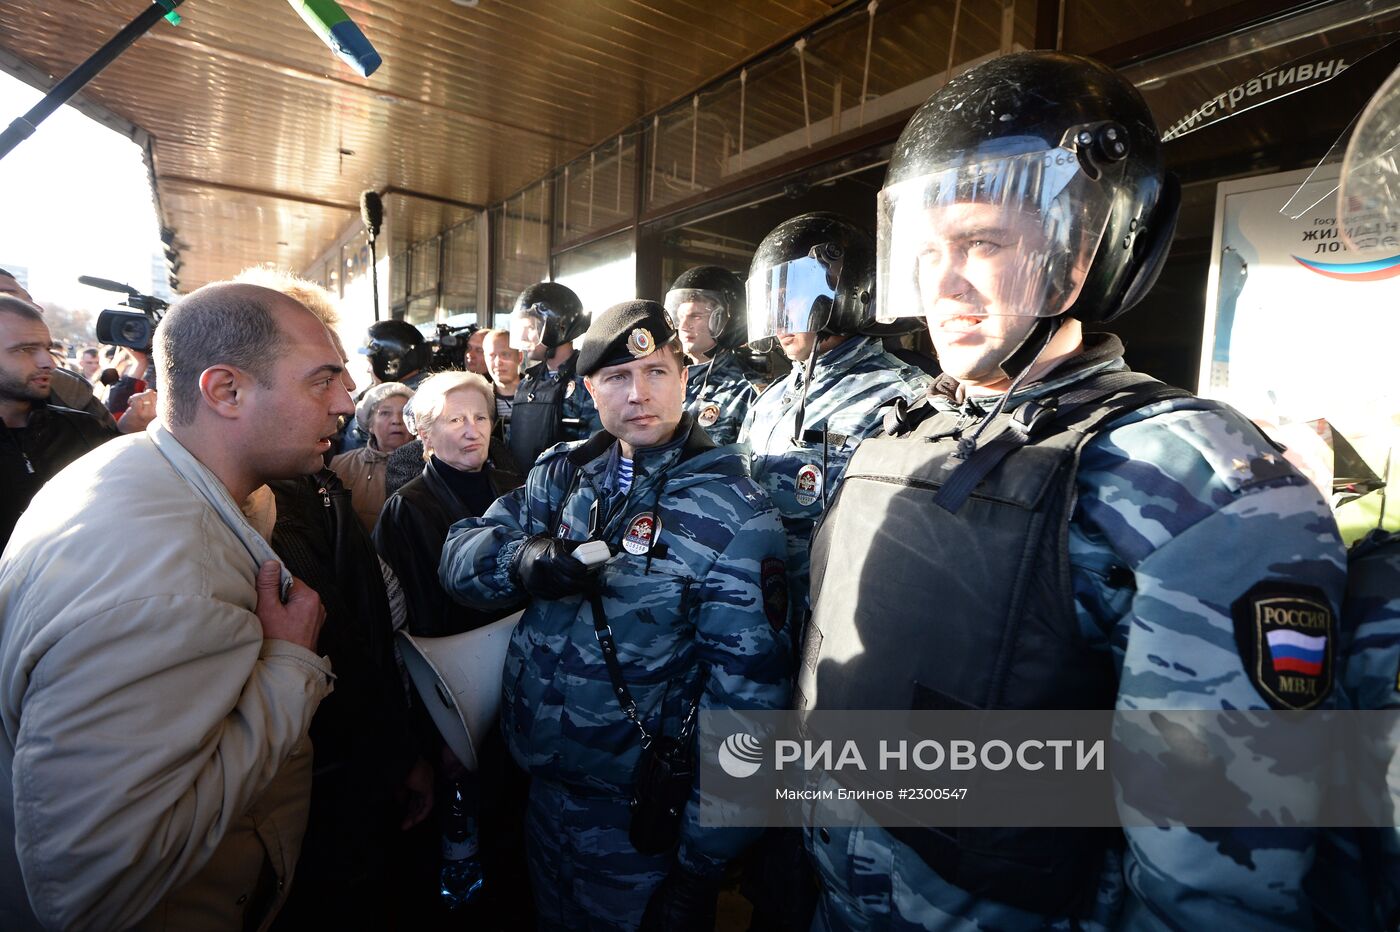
[{"x1": 577, "y1": 300, "x2": 679, "y2": 377}]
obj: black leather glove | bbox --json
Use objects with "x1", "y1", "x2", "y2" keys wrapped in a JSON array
[
  {"x1": 639, "y1": 866, "x2": 721, "y2": 932},
  {"x1": 512, "y1": 535, "x2": 595, "y2": 600}
]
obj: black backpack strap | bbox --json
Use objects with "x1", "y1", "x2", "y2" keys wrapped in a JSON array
[{"x1": 933, "y1": 371, "x2": 1191, "y2": 514}]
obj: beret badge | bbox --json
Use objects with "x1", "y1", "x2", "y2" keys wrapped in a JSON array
[{"x1": 627, "y1": 327, "x2": 655, "y2": 358}]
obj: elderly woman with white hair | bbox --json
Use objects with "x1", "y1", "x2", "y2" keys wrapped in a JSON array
[
  {"x1": 373, "y1": 371, "x2": 523, "y2": 637},
  {"x1": 329, "y1": 381, "x2": 416, "y2": 532}
]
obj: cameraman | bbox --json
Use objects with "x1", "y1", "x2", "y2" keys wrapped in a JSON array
[{"x1": 463, "y1": 326, "x2": 488, "y2": 376}]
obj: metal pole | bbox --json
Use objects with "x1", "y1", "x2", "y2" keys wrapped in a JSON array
[
  {"x1": 369, "y1": 238, "x2": 381, "y2": 321},
  {"x1": 0, "y1": 1, "x2": 183, "y2": 161}
]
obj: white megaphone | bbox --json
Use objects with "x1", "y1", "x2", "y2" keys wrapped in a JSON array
[{"x1": 397, "y1": 611, "x2": 522, "y2": 771}]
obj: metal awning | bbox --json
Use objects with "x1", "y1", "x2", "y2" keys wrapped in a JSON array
[{"x1": 0, "y1": 0, "x2": 843, "y2": 288}]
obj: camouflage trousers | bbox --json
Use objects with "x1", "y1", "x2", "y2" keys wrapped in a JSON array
[
  {"x1": 807, "y1": 822, "x2": 1114, "y2": 932},
  {"x1": 525, "y1": 779, "x2": 669, "y2": 931}
]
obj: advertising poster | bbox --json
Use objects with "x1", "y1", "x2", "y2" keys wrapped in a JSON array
[{"x1": 1201, "y1": 164, "x2": 1400, "y2": 541}]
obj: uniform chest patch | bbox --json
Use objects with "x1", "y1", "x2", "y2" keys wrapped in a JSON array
[
  {"x1": 565, "y1": 380, "x2": 576, "y2": 399},
  {"x1": 1231, "y1": 582, "x2": 1335, "y2": 710},
  {"x1": 698, "y1": 404, "x2": 720, "y2": 428},
  {"x1": 794, "y1": 464, "x2": 823, "y2": 507},
  {"x1": 622, "y1": 512, "x2": 661, "y2": 555},
  {"x1": 762, "y1": 558, "x2": 788, "y2": 631}
]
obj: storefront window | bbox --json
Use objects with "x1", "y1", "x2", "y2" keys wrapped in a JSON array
[
  {"x1": 494, "y1": 182, "x2": 552, "y2": 323},
  {"x1": 553, "y1": 229, "x2": 636, "y2": 318}
]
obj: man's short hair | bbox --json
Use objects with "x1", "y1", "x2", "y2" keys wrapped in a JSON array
[
  {"x1": 156, "y1": 283, "x2": 290, "y2": 427},
  {"x1": 81, "y1": 347, "x2": 99, "y2": 358},
  {"x1": 480, "y1": 328, "x2": 512, "y2": 349},
  {"x1": 662, "y1": 337, "x2": 686, "y2": 370},
  {"x1": 0, "y1": 295, "x2": 44, "y2": 324},
  {"x1": 0, "y1": 271, "x2": 33, "y2": 302},
  {"x1": 233, "y1": 266, "x2": 340, "y2": 327}
]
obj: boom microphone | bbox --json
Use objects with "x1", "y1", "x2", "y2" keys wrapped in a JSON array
[
  {"x1": 360, "y1": 191, "x2": 384, "y2": 242},
  {"x1": 361, "y1": 190, "x2": 384, "y2": 321},
  {"x1": 79, "y1": 275, "x2": 140, "y2": 296}
]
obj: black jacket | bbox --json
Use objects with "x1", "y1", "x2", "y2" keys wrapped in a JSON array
[
  {"x1": 1, "y1": 403, "x2": 117, "y2": 552},
  {"x1": 267, "y1": 471, "x2": 417, "y2": 788},
  {"x1": 374, "y1": 456, "x2": 523, "y2": 637}
]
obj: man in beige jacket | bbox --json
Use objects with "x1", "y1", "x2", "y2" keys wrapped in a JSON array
[{"x1": 0, "y1": 282, "x2": 352, "y2": 930}]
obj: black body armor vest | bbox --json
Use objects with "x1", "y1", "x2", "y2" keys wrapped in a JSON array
[
  {"x1": 509, "y1": 354, "x2": 578, "y2": 469},
  {"x1": 801, "y1": 370, "x2": 1188, "y2": 917}
]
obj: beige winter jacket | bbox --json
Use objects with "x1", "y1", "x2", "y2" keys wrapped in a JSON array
[
  {"x1": 330, "y1": 443, "x2": 392, "y2": 532},
  {"x1": 0, "y1": 425, "x2": 334, "y2": 930}
]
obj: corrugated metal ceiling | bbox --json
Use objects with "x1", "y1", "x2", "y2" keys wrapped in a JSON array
[{"x1": 0, "y1": 0, "x2": 843, "y2": 288}]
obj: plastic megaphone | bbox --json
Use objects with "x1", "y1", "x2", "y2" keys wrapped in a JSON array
[{"x1": 397, "y1": 611, "x2": 522, "y2": 771}]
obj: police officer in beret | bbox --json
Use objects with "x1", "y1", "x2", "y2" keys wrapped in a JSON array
[{"x1": 440, "y1": 300, "x2": 792, "y2": 931}]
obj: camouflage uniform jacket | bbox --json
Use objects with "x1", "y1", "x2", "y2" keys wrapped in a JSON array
[
  {"x1": 1312, "y1": 530, "x2": 1400, "y2": 931},
  {"x1": 684, "y1": 352, "x2": 756, "y2": 446},
  {"x1": 439, "y1": 416, "x2": 792, "y2": 875},
  {"x1": 740, "y1": 335, "x2": 931, "y2": 611},
  {"x1": 804, "y1": 334, "x2": 1349, "y2": 931}
]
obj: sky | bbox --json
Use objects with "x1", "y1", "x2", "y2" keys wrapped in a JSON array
[{"x1": 0, "y1": 69, "x2": 163, "y2": 322}]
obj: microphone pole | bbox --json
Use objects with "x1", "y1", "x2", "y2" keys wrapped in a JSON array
[
  {"x1": 361, "y1": 191, "x2": 385, "y2": 322},
  {"x1": 369, "y1": 236, "x2": 381, "y2": 322},
  {"x1": 0, "y1": 1, "x2": 184, "y2": 162}
]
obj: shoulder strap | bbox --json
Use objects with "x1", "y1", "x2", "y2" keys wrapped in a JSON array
[
  {"x1": 932, "y1": 371, "x2": 1190, "y2": 514},
  {"x1": 587, "y1": 587, "x2": 653, "y2": 745},
  {"x1": 587, "y1": 587, "x2": 707, "y2": 747},
  {"x1": 884, "y1": 395, "x2": 942, "y2": 436}
]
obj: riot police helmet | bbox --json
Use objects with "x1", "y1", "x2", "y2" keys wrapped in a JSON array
[
  {"x1": 363, "y1": 319, "x2": 430, "y2": 382},
  {"x1": 509, "y1": 281, "x2": 587, "y2": 355},
  {"x1": 876, "y1": 51, "x2": 1178, "y2": 350},
  {"x1": 664, "y1": 265, "x2": 748, "y2": 355},
  {"x1": 746, "y1": 212, "x2": 884, "y2": 343}
]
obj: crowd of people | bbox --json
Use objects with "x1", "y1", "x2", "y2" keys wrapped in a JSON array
[{"x1": 0, "y1": 50, "x2": 1396, "y2": 932}]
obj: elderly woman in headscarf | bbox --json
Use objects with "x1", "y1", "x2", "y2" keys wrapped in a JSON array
[
  {"x1": 373, "y1": 371, "x2": 523, "y2": 636},
  {"x1": 330, "y1": 381, "x2": 415, "y2": 532}
]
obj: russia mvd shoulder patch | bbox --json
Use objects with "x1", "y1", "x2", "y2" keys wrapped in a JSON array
[{"x1": 1231, "y1": 581, "x2": 1335, "y2": 710}]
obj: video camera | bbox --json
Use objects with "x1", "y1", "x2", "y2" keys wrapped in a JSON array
[
  {"x1": 82, "y1": 275, "x2": 169, "y2": 354},
  {"x1": 430, "y1": 322, "x2": 478, "y2": 371}
]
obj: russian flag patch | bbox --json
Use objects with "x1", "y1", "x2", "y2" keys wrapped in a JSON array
[{"x1": 1232, "y1": 582, "x2": 1335, "y2": 710}]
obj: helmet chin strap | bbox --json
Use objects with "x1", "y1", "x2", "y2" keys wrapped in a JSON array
[
  {"x1": 791, "y1": 337, "x2": 821, "y2": 446},
  {"x1": 954, "y1": 315, "x2": 1062, "y2": 459},
  {"x1": 998, "y1": 315, "x2": 1060, "y2": 382},
  {"x1": 694, "y1": 351, "x2": 718, "y2": 400}
]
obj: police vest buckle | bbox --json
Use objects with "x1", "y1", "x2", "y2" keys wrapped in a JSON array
[{"x1": 1010, "y1": 398, "x2": 1058, "y2": 439}]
